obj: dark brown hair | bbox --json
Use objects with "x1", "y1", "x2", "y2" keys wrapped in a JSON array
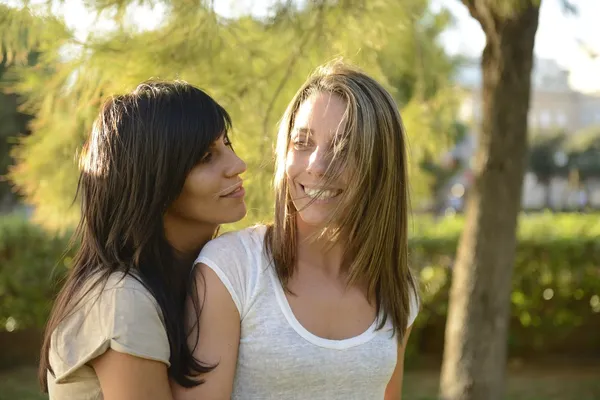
[{"x1": 39, "y1": 80, "x2": 231, "y2": 390}]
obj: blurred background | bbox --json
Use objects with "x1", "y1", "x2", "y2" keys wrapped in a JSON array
[{"x1": 0, "y1": 0, "x2": 599, "y2": 399}]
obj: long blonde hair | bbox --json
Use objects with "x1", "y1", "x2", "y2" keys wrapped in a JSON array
[{"x1": 265, "y1": 60, "x2": 418, "y2": 340}]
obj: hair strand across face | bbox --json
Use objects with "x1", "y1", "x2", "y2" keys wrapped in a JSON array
[{"x1": 265, "y1": 60, "x2": 419, "y2": 342}]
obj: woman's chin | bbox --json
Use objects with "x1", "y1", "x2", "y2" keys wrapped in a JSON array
[
  {"x1": 222, "y1": 204, "x2": 247, "y2": 224},
  {"x1": 297, "y1": 210, "x2": 330, "y2": 228}
]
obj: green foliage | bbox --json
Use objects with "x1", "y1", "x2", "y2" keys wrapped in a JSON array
[
  {"x1": 2, "y1": 0, "x2": 459, "y2": 230},
  {"x1": 0, "y1": 367, "x2": 48, "y2": 400},
  {"x1": 527, "y1": 126, "x2": 600, "y2": 186},
  {"x1": 0, "y1": 66, "x2": 27, "y2": 205},
  {"x1": 0, "y1": 4, "x2": 70, "y2": 66},
  {"x1": 0, "y1": 63, "x2": 37, "y2": 208},
  {"x1": 407, "y1": 212, "x2": 600, "y2": 359},
  {"x1": 0, "y1": 214, "x2": 72, "y2": 331},
  {"x1": 0, "y1": 4, "x2": 68, "y2": 210},
  {"x1": 562, "y1": 125, "x2": 600, "y2": 180},
  {"x1": 528, "y1": 130, "x2": 569, "y2": 183}
]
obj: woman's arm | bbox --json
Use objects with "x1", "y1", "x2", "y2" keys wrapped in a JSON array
[
  {"x1": 384, "y1": 325, "x2": 413, "y2": 400},
  {"x1": 91, "y1": 349, "x2": 173, "y2": 400},
  {"x1": 171, "y1": 263, "x2": 241, "y2": 400}
]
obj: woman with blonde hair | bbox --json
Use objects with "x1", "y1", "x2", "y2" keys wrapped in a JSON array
[{"x1": 174, "y1": 61, "x2": 419, "y2": 399}]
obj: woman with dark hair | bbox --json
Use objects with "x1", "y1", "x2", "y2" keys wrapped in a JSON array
[{"x1": 39, "y1": 80, "x2": 247, "y2": 400}]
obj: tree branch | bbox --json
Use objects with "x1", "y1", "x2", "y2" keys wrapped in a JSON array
[
  {"x1": 260, "y1": 2, "x2": 327, "y2": 145},
  {"x1": 460, "y1": 0, "x2": 500, "y2": 40}
]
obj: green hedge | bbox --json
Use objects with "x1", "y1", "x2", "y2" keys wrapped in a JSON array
[
  {"x1": 407, "y1": 212, "x2": 600, "y2": 360},
  {"x1": 1, "y1": 213, "x2": 599, "y2": 362},
  {"x1": 0, "y1": 215, "x2": 72, "y2": 332}
]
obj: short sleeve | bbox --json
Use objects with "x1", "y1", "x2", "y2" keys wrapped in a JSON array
[
  {"x1": 50, "y1": 276, "x2": 170, "y2": 383},
  {"x1": 195, "y1": 227, "x2": 261, "y2": 319}
]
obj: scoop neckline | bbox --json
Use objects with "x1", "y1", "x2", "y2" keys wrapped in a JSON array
[{"x1": 267, "y1": 266, "x2": 379, "y2": 350}]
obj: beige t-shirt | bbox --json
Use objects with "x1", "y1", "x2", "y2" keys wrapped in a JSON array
[{"x1": 47, "y1": 272, "x2": 171, "y2": 400}]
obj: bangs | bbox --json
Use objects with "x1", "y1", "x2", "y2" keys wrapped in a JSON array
[
  {"x1": 131, "y1": 79, "x2": 233, "y2": 169},
  {"x1": 182, "y1": 94, "x2": 233, "y2": 166}
]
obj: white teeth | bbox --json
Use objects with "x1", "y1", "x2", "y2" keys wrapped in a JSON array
[{"x1": 303, "y1": 186, "x2": 340, "y2": 200}]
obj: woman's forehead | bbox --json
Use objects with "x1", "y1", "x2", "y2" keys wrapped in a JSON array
[{"x1": 292, "y1": 93, "x2": 347, "y2": 140}]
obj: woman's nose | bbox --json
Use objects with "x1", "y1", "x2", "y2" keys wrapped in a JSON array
[
  {"x1": 226, "y1": 150, "x2": 247, "y2": 177},
  {"x1": 306, "y1": 148, "x2": 329, "y2": 177}
]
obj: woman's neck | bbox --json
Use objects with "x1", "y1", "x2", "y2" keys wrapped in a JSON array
[
  {"x1": 163, "y1": 215, "x2": 217, "y2": 263},
  {"x1": 296, "y1": 219, "x2": 346, "y2": 278}
]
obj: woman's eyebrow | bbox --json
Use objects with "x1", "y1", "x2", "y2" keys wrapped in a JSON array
[{"x1": 292, "y1": 127, "x2": 314, "y2": 135}]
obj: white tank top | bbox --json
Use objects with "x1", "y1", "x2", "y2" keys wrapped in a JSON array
[{"x1": 196, "y1": 225, "x2": 419, "y2": 400}]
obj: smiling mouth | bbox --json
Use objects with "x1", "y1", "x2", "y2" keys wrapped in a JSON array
[
  {"x1": 219, "y1": 182, "x2": 245, "y2": 198},
  {"x1": 300, "y1": 184, "x2": 342, "y2": 201}
]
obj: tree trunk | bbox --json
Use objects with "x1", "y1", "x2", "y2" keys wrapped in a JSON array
[
  {"x1": 439, "y1": 2, "x2": 541, "y2": 400},
  {"x1": 544, "y1": 181, "x2": 552, "y2": 210}
]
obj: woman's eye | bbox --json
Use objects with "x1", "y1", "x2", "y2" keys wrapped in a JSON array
[
  {"x1": 293, "y1": 140, "x2": 310, "y2": 150},
  {"x1": 200, "y1": 152, "x2": 213, "y2": 164}
]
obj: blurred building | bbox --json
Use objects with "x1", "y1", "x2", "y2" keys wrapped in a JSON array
[
  {"x1": 442, "y1": 57, "x2": 600, "y2": 213},
  {"x1": 458, "y1": 57, "x2": 600, "y2": 132}
]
